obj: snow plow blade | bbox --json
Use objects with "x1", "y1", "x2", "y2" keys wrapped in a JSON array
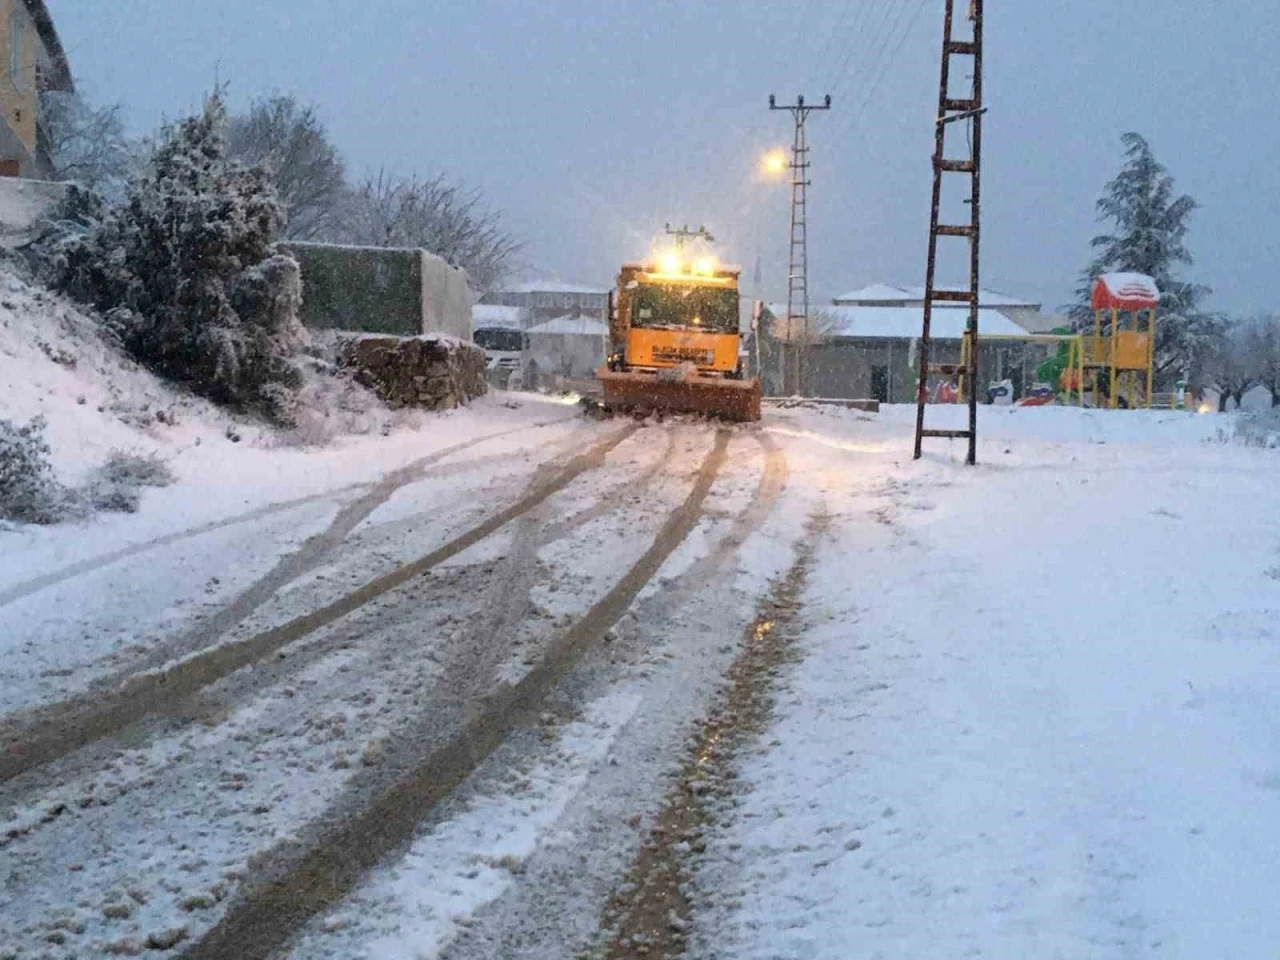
[{"x1": 594, "y1": 366, "x2": 762, "y2": 422}]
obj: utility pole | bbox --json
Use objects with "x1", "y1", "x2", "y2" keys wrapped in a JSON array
[
  {"x1": 912, "y1": 0, "x2": 984, "y2": 465},
  {"x1": 769, "y1": 94, "x2": 830, "y2": 396}
]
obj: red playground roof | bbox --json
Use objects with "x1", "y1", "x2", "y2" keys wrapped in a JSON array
[{"x1": 1092, "y1": 273, "x2": 1160, "y2": 311}]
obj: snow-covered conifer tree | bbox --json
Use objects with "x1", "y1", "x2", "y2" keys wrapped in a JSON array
[
  {"x1": 59, "y1": 89, "x2": 306, "y2": 421},
  {"x1": 1069, "y1": 133, "x2": 1214, "y2": 385}
]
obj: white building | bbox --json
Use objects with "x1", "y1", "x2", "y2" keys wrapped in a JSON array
[
  {"x1": 480, "y1": 279, "x2": 609, "y2": 329},
  {"x1": 524, "y1": 313, "x2": 610, "y2": 382},
  {"x1": 832, "y1": 283, "x2": 1048, "y2": 333}
]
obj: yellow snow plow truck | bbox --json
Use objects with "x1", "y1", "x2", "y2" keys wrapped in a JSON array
[{"x1": 595, "y1": 252, "x2": 761, "y2": 421}]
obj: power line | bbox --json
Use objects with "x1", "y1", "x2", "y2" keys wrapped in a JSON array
[
  {"x1": 830, "y1": 0, "x2": 907, "y2": 99},
  {"x1": 854, "y1": 0, "x2": 929, "y2": 115},
  {"x1": 840, "y1": 0, "x2": 914, "y2": 103},
  {"x1": 834, "y1": 0, "x2": 932, "y2": 141},
  {"x1": 812, "y1": 0, "x2": 859, "y2": 85}
]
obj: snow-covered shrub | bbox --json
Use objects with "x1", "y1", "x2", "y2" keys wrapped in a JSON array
[
  {"x1": 82, "y1": 450, "x2": 175, "y2": 514},
  {"x1": 95, "y1": 449, "x2": 176, "y2": 489},
  {"x1": 270, "y1": 338, "x2": 417, "y2": 447},
  {"x1": 0, "y1": 426, "x2": 177, "y2": 525},
  {"x1": 1234, "y1": 409, "x2": 1280, "y2": 449},
  {"x1": 0, "y1": 416, "x2": 80, "y2": 525},
  {"x1": 16, "y1": 185, "x2": 105, "y2": 285},
  {"x1": 57, "y1": 89, "x2": 307, "y2": 423}
]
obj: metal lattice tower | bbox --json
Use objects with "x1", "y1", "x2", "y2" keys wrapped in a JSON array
[
  {"x1": 769, "y1": 94, "x2": 830, "y2": 396},
  {"x1": 913, "y1": 0, "x2": 985, "y2": 465}
]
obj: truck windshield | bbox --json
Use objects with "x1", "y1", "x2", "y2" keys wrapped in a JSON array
[
  {"x1": 632, "y1": 283, "x2": 738, "y2": 334},
  {"x1": 474, "y1": 328, "x2": 524, "y2": 352}
]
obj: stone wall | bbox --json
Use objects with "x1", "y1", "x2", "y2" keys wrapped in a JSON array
[{"x1": 337, "y1": 334, "x2": 487, "y2": 411}]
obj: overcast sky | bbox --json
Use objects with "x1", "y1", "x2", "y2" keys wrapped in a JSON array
[{"x1": 48, "y1": 0, "x2": 1278, "y2": 314}]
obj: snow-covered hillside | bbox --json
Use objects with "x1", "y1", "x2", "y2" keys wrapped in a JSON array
[{"x1": 0, "y1": 267, "x2": 243, "y2": 483}]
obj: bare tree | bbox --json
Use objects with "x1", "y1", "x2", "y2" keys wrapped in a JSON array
[
  {"x1": 341, "y1": 170, "x2": 521, "y2": 294},
  {"x1": 39, "y1": 90, "x2": 136, "y2": 195},
  {"x1": 227, "y1": 95, "x2": 347, "y2": 241},
  {"x1": 1208, "y1": 318, "x2": 1259, "y2": 412},
  {"x1": 1246, "y1": 313, "x2": 1280, "y2": 407}
]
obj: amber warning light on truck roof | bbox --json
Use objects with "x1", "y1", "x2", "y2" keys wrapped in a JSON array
[{"x1": 646, "y1": 249, "x2": 722, "y2": 279}]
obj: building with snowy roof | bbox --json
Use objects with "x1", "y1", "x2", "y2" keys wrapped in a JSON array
[
  {"x1": 472, "y1": 303, "x2": 526, "y2": 333},
  {"x1": 832, "y1": 283, "x2": 1049, "y2": 333},
  {"x1": 757, "y1": 300, "x2": 1056, "y2": 404},
  {"x1": 480, "y1": 278, "x2": 609, "y2": 330},
  {"x1": 523, "y1": 313, "x2": 609, "y2": 383}
]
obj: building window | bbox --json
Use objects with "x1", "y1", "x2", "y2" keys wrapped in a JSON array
[{"x1": 9, "y1": 8, "x2": 26, "y2": 92}]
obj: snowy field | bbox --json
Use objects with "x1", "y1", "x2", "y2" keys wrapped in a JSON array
[
  {"x1": 2, "y1": 388, "x2": 1278, "y2": 959},
  {"x1": 695, "y1": 403, "x2": 1280, "y2": 960}
]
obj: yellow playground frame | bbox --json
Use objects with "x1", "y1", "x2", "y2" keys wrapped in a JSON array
[
  {"x1": 1075, "y1": 273, "x2": 1158, "y2": 409},
  {"x1": 954, "y1": 274, "x2": 1159, "y2": 409}
]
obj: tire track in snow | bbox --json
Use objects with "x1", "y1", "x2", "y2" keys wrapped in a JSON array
[
  {"x1": 180, "y1": 430, "x2": 732, "y2": 960},
  {"x1": 0, "y1": 424, "x2": 635, "y2": 785},
  {"x1": 432, "y1": 432, "x2": 789, "y2": 960},
  {"x1": 0, "y1": 486, "x2": 369, "y2": 608},
  {"x1": 0, "y1": 417, "x2": 577, "y2": 610},
  {"x1": 601, "y1": 509, "x2": 826, "y2": 960},
  {"x1": 122, "y1": 418, "x2": 587, "y2": 679},
  {"x1": 181, "y1": 427, "x2": 684, "y2": 733}
]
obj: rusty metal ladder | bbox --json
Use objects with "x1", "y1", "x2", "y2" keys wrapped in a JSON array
[{"x1": 913, "y1": 0, "x2": 984, "y2": 465}]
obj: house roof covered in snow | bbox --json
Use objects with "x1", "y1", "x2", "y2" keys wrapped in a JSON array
[
  {"x1": 500, "y1": 279, "x2": 609, "y2": 295},
  {"x1": 472, "y1": 304, "x2": 524, "y2": 330},
  {"x1": 526, "y1": 314, "x2": 611, "y2": 337},
  {"x1": 768, "y1": 304, "x2": 1027, "y2": 340},
  {"x1": 831, "y1": 283, "x2": 912, "y2": 303},
  {"x1": 833, "y1": 284, "x2": 1040, "y2": 309}
]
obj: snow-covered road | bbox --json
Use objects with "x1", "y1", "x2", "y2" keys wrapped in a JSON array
[{"x1": 2, "y1": 399, "x2": 1276, "y2": 959}]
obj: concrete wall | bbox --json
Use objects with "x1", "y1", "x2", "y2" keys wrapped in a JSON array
[
  {"x1": 283, "y1": 242, "x2": 475, "y2": 341},
  {"x1": 420, "y1": 249, "x2": 474, "y2": 341}
]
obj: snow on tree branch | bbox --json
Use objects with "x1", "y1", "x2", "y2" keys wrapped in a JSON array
[
  {"x1": 339, "y1": 169, "x2": 523, "y2": 295},
  {"x1": 227, "y1": 94, "x2": 348, "y2": 242}
]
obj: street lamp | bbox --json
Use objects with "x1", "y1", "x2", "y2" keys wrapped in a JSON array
[{"x1": 762, "y1": 150, "x2": 787, "y2": 176}]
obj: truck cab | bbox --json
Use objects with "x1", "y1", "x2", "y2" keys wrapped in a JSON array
[
  {"x1": 474, "y1": 326, "x2": 526, "y2": 390},
  {"x1": 610, "y1": 260, "x2": 743, "y2": 378}
]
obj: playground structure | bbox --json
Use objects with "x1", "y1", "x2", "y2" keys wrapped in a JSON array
[
  {"x1": 1073, "y1": 272, "x2": 1159, "y2": 409},
  {"x1": 948, "y1": 273, "x2": 1160, "y2": 409}
]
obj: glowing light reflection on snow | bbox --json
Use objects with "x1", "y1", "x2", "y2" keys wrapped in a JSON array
[{"x1": 763, "y1": 426, "x2": 891, "y2": 455}]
